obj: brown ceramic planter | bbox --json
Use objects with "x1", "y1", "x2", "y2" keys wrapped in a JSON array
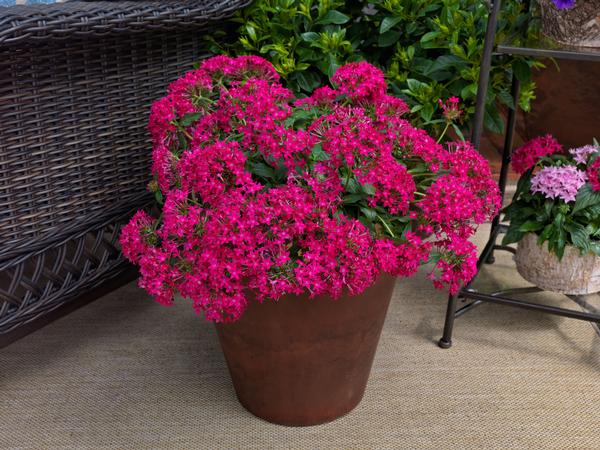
[{"x1": 215, "y1": 275, "x2": 396, "y2": 426}]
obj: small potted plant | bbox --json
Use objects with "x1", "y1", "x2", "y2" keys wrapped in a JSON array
[
  {"x1": 539, "y1": 0, "x2": 600, "y2": 47},
  {"x1": 120, "y1": 55, "x2": 500, "y2": 426},
  {"x1": 503, "y1": 136, "x2": 600, "y2": 294}
]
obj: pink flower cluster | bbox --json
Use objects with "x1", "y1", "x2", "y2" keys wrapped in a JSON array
[
  {"x1": 570, "y1": 145, "x2": 598, "y2": 165},
  {"x1": 511, "y1": 134, "x2": 600, "y2": 201},
  {"x1": 120, "y1": 56, "x2": 500, "y2": 322},
  {"x1": 511, "y1": 135, "x2": 562, "y2": 174},
  {"x1": 438, "y1": 96, "x2": 462, "y2": 121},
  {"x1": 530, "y1": 165, "x2": 587, "y2": 203},
  {"x1": 587, "y1": 158, "x2": 600, "y2": 191}
]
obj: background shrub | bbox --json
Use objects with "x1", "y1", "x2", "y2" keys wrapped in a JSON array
[{"x1": 207, "y1": 0, "x2": 542, "y2": 136}]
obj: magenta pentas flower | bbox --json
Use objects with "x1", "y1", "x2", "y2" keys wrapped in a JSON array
[
  {"x1": 429, "y1": 237, "x2": 478, "y2": 294},
  {"x1": 178, "y1": 140, "x2": 261, "y2": 204},
  {"x1": 511, "y1": 135, "x2": 563, "y2": 174},
  {"x1": 121, "y1": 56, "x2": 500, "y2": 322},
  {"x1": 357, "y1": 153, "x2": 416, "y2": 215},
  {"x1": 569, "y1": 145, "x2": 598, "y2": 165},
  {"x1": 331, "y1": 61, "x2": 386, "y2": 101},
  {"x1": 530, "y1": 165, "x2": 587, "y2": 203},
  {"x1": 120, "y1": 210, "x2": 155, "y2": 264},
  {"x1": 587, "y1": 158, "x2": 600, "y2": 191},
  {"x1": 438, "y1": 96, "x2": 462, "y2": 122}
]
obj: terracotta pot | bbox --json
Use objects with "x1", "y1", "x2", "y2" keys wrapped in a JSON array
[
  {"x1": 215, "y1": 275, "x2": 396, "y2": 426},
  {"x1": 539, "y1": 0, "x2": 600, "y2": 48},
  {"x1": 515, "y1": 233, "x2": 600, "y2": 295}
]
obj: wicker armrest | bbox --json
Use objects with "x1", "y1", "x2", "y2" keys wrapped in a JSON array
[{"x1": 0, "y1": 0, "x2": 250, "y2": 44}]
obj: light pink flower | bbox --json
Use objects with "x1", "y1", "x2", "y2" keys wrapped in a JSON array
[
  {"x1": 530, "y1": 165, "x2": 587, "y2": 203},
  {"x1": 569, "y1": 145, "x2": 597, "y2": 165}
]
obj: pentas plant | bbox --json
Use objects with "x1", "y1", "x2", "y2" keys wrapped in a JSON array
[
  {"x1": 121, "y1": 55, "x2": 500, "y2": 322},
  {"x1": 503, "y1": 136, "x2": 600, "y2": 259}
]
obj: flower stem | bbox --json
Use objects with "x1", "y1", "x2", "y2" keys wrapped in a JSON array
[
  {"x1": 437, "y1": 122, "x2": 451, "y2": 144},
  {"x1": 376, "y1": 213, "x2": 395, "y2": 238}
]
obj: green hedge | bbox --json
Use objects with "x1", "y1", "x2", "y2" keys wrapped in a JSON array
[{"x1": 207, "y1": 0, "x2": 542, "y2": 136}]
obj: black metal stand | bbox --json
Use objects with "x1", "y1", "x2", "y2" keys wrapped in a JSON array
[{"x1": 438, "y1": 0, "x2": 600, "y2": 349}]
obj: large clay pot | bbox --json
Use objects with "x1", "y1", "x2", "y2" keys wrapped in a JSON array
[
  {"x1": 515, "y1": 233, "x2": 600, "y2": 295},
  {"x1": 539, "y1": 0, "x2": 600, "y2": 48},
  {"x1": 215, "y1": 275, "x2": 396, "y2": 426}
]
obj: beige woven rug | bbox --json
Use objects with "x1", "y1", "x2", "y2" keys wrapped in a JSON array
[{"x1": 1, "y1": 225, "x2": 599, "y2": 449}]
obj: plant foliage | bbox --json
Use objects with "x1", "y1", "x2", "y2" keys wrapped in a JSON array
[
  {"x1": 503, "y1": 140, "x2": 600, "y2": 260},
  {"x1": 120, "y1": 56, "x2": 501, "y2": 322},
  {"x1": 206, "y1": 0, "x2": 541, "y2": 135}
]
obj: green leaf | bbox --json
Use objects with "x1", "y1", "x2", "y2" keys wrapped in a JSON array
[
  {"x1": 358, "y1": 215, "x2": 373, "y2": 229},
  {"x1": 343, "y1": 194, "x2": 365, "y2": 204},
  {"x1": 497, "y1": 90, "x2": 515, "y2": 109},
  {"x1": 177, "y1": 132, "x2": 189, "y2": 152},
  {"x1": 294, "y1": 72, "x2": 312, "y2": 93},
  {"x1": 316, "y1": 10, "x2": 349, "y2": 25},
  {"x1": 154, "y1": 190, "x2": 164, "y2": 205},
  {"x1": 346, "y1": 178, "x2": 360, "y2": 194},
  {"x1": 300, "y1": 32, "x2": 319, "y2": 42},
  {"x1": 406, "y1": 78, "x2": 427, "y2": 92},
  {"x1": 518, "y1": 220, "x2": 544, "y2": 232},
  {"x1": 567, "y1": 222, "x2": 590, "y2": 253},
  {"x1": 513, "y1": 59, "x2": 531, "y2": 83},
  {"x1": 538, "y1": 223, "x2": 554, "y2": 245},
  {"x1": 544, "y1": 199, "x2": 554, "y2": 218},
  {"x1": 245, "y1": 24, "x2": 257, "y2": 42},
  {"x1": 310, "y1": 143, "x2": 329, "y2": 161},
  {"x1": 420, "y1": 31, "x2": 441, "y2": 44},
  {"x1": 514, "y1": 170, "x2": 533, "y2": 199},
  {"x1": 361, "y1": 183, "x2": 376, "y2": 196},
  {"x1": 426, "y1": 55, "x2": 464, "y2": 74},
  {"x1": 484, "y1": 103, "x2": 504, "y2": 134},
  {"x1": 360, "y1": 207, "x2": 377, "y2": 221},
  {"x1": 294, "y1": 71, "x2": 321, "y2": 93},
  {"x1": 420, "y1": 103, "x2": 434, "y2": 122},
  {"x1": 556, "y1": 229, "x2": 567, "y2": 260},
  {"x1": 581, "y1": 204, "x2": 600, "y2": 220},
  {"x1": 324, "y1": 54, "x2": 340, "y2": 77},
  {"x1": 460, "y1": 83, "x2": 478, "y2": 99},
  {"x1": 180, "y1": 112, "x2": 202, "y2": 127},
  {"x1": 451, "y1": 124, "x2": 466, "y2": 142},
  {"x1": 248, "y1": 161, "x2": 275, "y2": 180},
  {"x1": 378, "y1": 30, "x2": 401, "y2": 47},
  {"x1": 573, "y1": 184, "x2": 600, "y2": 213},
  {"x1": 380, "y1": 17, "x2": 403, "y2": 34},
  {"x1": 284, "y1": 107, "x2": 317, "y2": 128},
  {"x1": 590, "y1": 242, "x2": 600, "y2": 256},
  {"x1": 502, "y1": 224, "x2": 524, "y2": 245},
  {"x1": 553, "y1": 212, "x2": 565, "y2": 229}
]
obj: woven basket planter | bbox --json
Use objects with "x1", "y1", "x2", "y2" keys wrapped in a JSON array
[
  {"x1": 0, "y1": 0, "x2": 250, "y2": 339},
  {"x1": 539, "y1": 0, "x2": 600, "y2": 47},
  {"x1": 515, "y1": 233, "x2": 600, "y2": 295}
]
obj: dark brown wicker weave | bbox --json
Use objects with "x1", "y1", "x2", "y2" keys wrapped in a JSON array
[{"x1": 0, "y1": 0, "x2": 250, "y2": 339}]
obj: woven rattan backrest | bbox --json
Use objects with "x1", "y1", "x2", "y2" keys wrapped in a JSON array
[{"x1": 0, "y1": 33, "x2": 206, "y2": 259}]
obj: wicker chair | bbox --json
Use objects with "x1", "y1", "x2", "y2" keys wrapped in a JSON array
[{"x1": 0, "y1": 0, "x2": 249, "y2": 343}]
